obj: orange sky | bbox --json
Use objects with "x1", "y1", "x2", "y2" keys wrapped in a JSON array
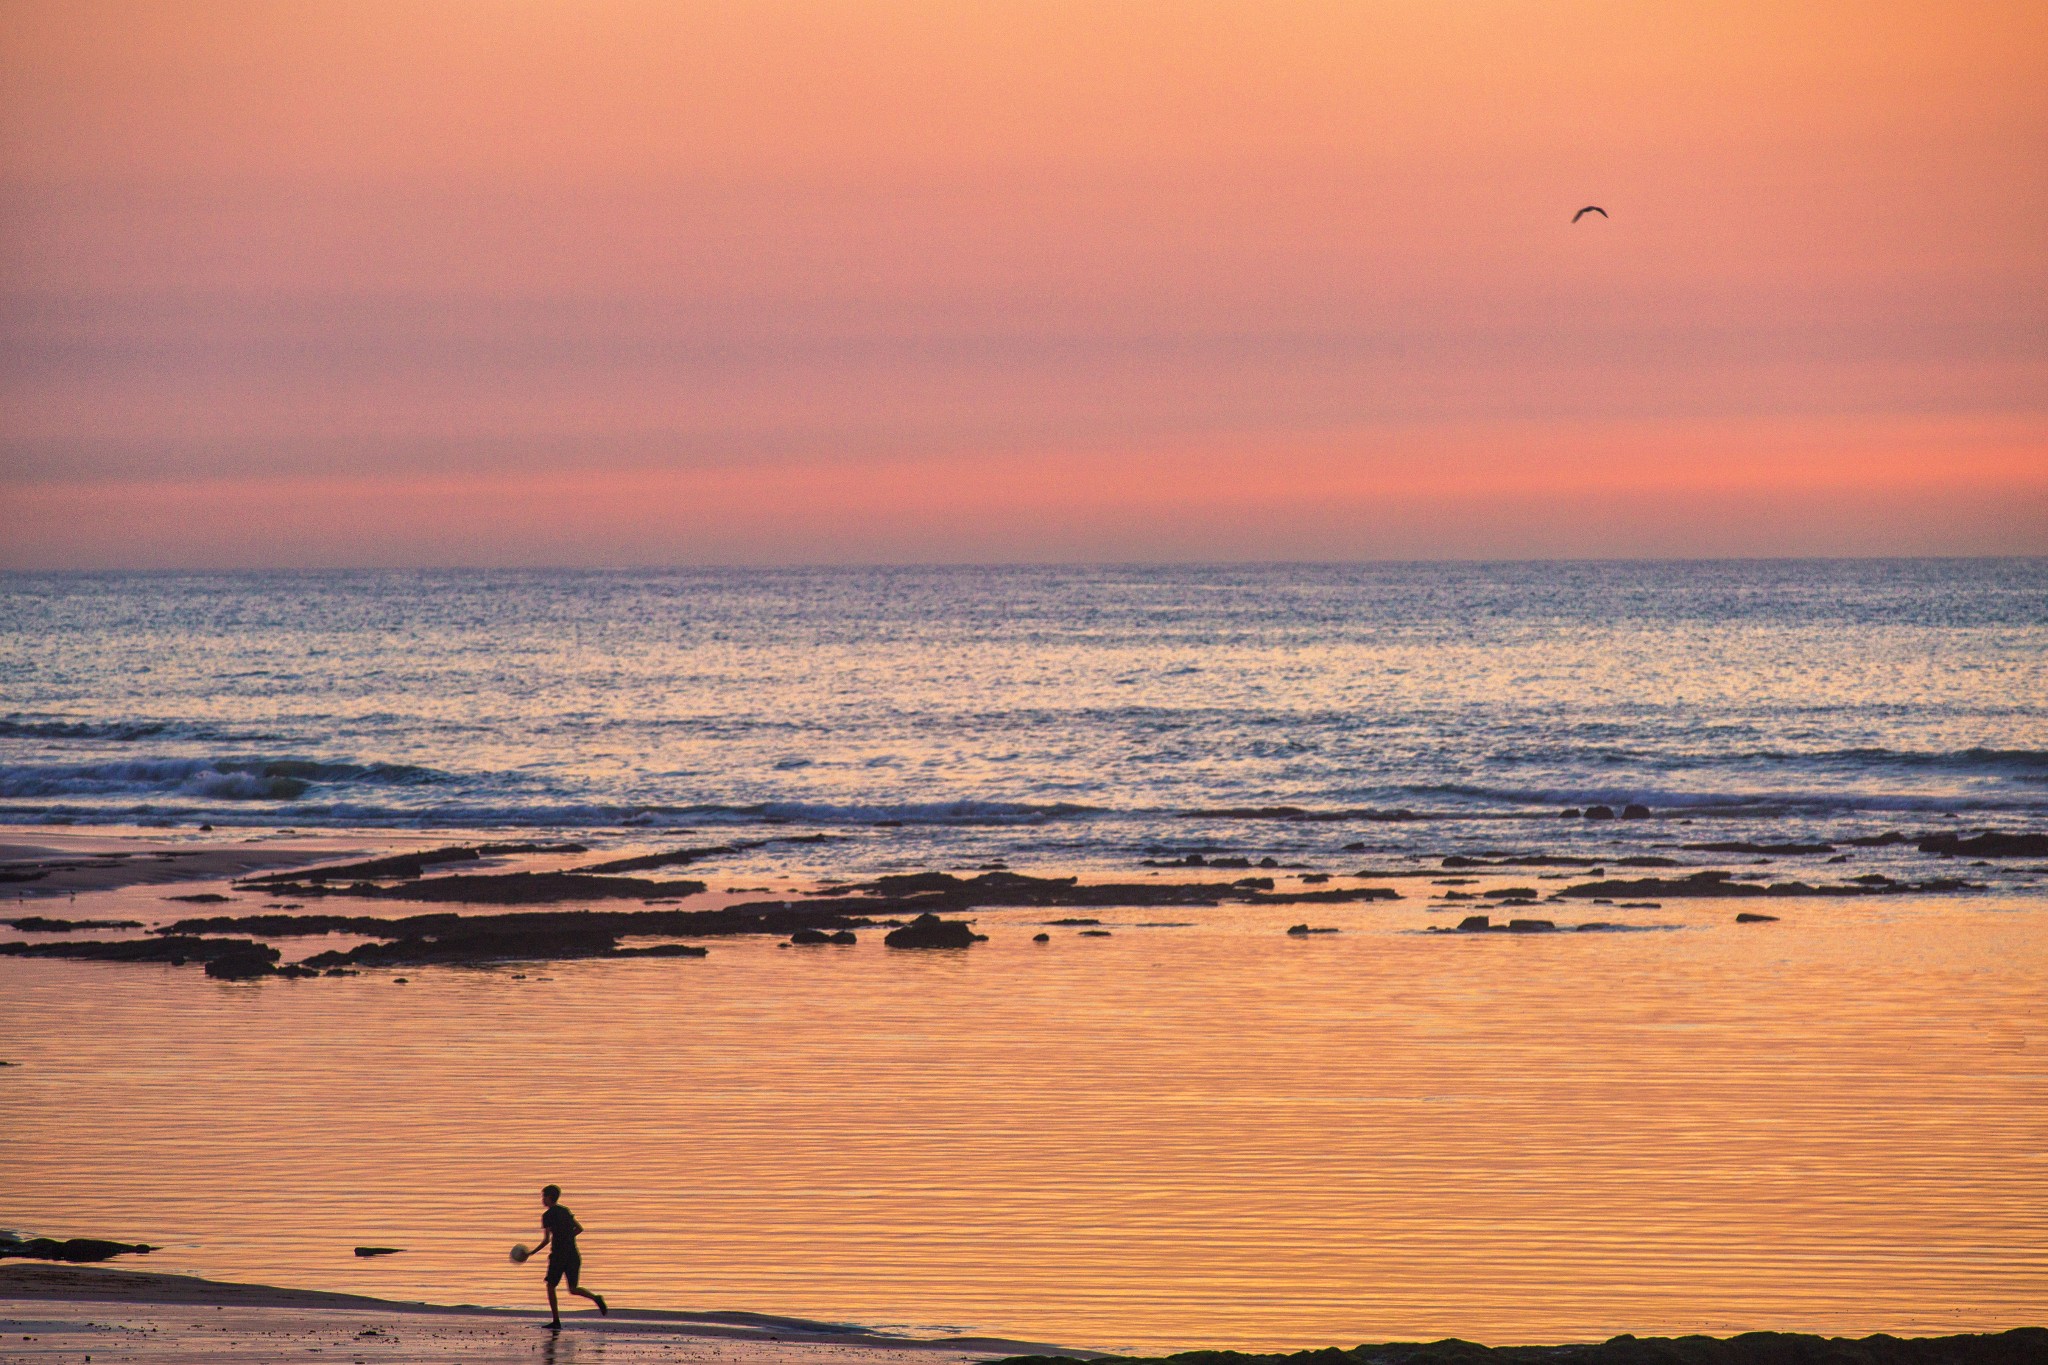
[{"x1": 2, "y1": 1, "x2": 2043, "y2": 566}]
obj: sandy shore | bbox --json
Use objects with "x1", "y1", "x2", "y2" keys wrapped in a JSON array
[
  {"x1": 0, "y1": 1265, "x2": 1090, "y2": 1364},
  {"x1": 0, "y1": 832, "x2": 394, "y2": 899}
]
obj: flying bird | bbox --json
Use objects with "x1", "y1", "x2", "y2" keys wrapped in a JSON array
[{"x1": 1572, "y1": 206, "x2": 1608, "y2": 223}]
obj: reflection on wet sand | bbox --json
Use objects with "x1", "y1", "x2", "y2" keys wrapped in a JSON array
[{"x1": 4, "y1": 875, "x2": 2042, "y2": 1351}]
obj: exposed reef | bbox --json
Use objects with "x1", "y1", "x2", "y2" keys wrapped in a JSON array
[
  {"x1": 0, "y1": 935, "x2": 279, "y2": 967},
  {"x1": 0, "y1": 1235, "x2": 156, "y2": 1263},
  {"x1": 1918, "y1": 831, "x2": 2048, "y2": 858},
  {"x1": 883, "y1": 913, "x2": 987, "y2": 948},
  {"x1": 1176, "y1": 807, "x2": 1425, "y2": 821},
  {"x1": 1556, "y1": 870, "x2": 1981, "y2": 899},
  {"x1": 236, "y1": 870, "x2": 708, "y2": 904},
  {"x1": 236, "y1": 842, "x2": 588, "y2": 885},
  {"x1": 779, "y1": 869, "x2": 1402, "y2": 911},
  {"x1": 992, "y1": 1327, "x2": 2048, "y2": 1365}
]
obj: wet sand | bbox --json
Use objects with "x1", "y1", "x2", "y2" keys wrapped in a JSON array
[
  {"x1": 0, "y1": 1265, "x2": 1088, "y2": 1363},
  {"x1": 0, "y1": 832, "x2": 394, "y2": 899}
]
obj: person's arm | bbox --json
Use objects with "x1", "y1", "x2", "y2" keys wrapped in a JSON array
[
  {"x1": 534, "y1": 1225, "x2": 553, "y2": 1256},
  {"x1": 570, "y1": 1217, "x2": 583, "y2": 1237}
]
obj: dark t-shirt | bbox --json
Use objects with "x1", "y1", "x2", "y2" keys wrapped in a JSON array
[{"x1": 542, "y1": 1203, "x2": 578, "y2": 1255}]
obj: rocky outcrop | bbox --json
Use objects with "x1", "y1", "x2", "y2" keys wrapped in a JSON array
[
  {"x1": 0, "y1": 1235, "x2": 156, "y2": 1262},
  {"x1": 1918, "y1": 831, "x2": 2048, "y2": 858},
  {"x1": 883, "y1": 914, "x2": 987, "y2": 949},
  {"x1": 239, "y1": 870, "x2": 708, "y2": 905},
  {"x1": 989, "y1": 1327, "x2": 2048, "y2": 1365},
  {"x1": 0, "y1": 935, "x2": 277, "y2": 967},
  {"x1": 1684, "y1": 841, "x2": 1836, "y2": 855},
  {"x1": 1559, "y1": 870, "x2": 1980, "y2": 899}
]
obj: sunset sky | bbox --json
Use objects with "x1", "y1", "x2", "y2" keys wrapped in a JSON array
[{"x1": 2, "y1": 1, "x2": 2043, "y2": 567}]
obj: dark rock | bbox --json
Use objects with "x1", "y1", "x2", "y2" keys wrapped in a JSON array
[
  {"x1": 1444, "y1": 854, "x2": 1603, "y2": 869},
  {"x1": 1735, "y1": 912, "x2": 1781, "y2": 923},
  {"x1": 1575, "y1": 922, "x2": 1614, "y2": 931},
  {"x1": 240, "y1": 842, "x2": 588, "y2": 886},
  {"x1": 1583, "y1": 805, "x2": 1616, "y2": 820},
  {"x1": 164, "y1": 893, "x2": 234, "y2": 904},
  {"x1": 243, "y1": 870, "x2": 708, "y2": 905},
  {"x1": 1560, "y1": 808, "x2": 1581, "y2": 817},
  {"x1": 1243, "y1": 886, "x2": 1400, "y2": 904},
  {"x1": 599, "y1": 943, "x2": 708, "y2": 958},
  {"x1": 882, "y1": 913, "x2": 986, "y2": 949},
  {"x1": 994, "y1": 1327, "x2": 2048, "y2": 1365},
  {"x1": 353, "y1": 1246, "x2": 402, "y2": 1257},
  {"x1": 1299, "y1": 874, "x2": 1330, "y2": 884},
  {"x1": 1483, "y1": 887, "x2": 1539, "y2": 900},
  {"x1": 829, "y1": 930, "x2": 857, "y2": 944},
  {"x1": 1918, "y1": 831, "x2": 2048, "y2": 858},
  {"x1": 1455, "y1": 915, "x2": 1491, "y2": 932},
  {"x1": 1685, "y1": 841, "x2": 1835, "y2": 855},
  {"x1": 1621, "y1": 804, "x2": 1652, "y2": 819},
  {"x1": 1047, "y1": 918, "x2": 1102, "y2": 926},
  {"x1": 1560, "y1": 870, "x2": 1976, "y2": 900},
  {"x1": 1506, "y1": 919, "x2": 1557, "y2": 932},
  {"x1": 789, "y1": 928, "x2": 834, "y2": 945},
  {"x1": 6, "y1": 917, "x2": 143, "y2": 932},
  {"x1": 1, "y1": 935, "x2": 276, "y2": 968},
  {"x1": 1285, "y1": 924, "x2": 1339, "y2": 935},
  {"x1": 1233, "y1": 877, "x2": 1276, "y2": 890},
  {"x1": 1177, "y1": 806, "x2": 1421, "y2": 822},
  {"x1": 1258, "y1": 857, "x2": 1279, "y2": 868},
  {"x1": 1078, "y1": 929, "x2": 1113, "y2": 937},
  {"x1": 1032, "y1": 932, "x2": 1050, "y2": 942},
  {"x1": 205, "y1": 945, "x2": 282, "y2": 979},
  {"x1": 0, "y1": 1236, "x2": 156, "y2": 1262}
]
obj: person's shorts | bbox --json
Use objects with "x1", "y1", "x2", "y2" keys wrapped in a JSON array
[{"x1": 546, "y1": 1251, "x2": 581, "y2": 1288}]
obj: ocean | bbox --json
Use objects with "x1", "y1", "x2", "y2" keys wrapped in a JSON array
[{"x1": 4, "y1": 560, "x2": 2046, "y2": 877}]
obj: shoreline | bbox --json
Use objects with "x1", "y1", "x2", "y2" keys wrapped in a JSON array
[
  {"x1": 3, "y1": 1267, "x2": 2040, "y2": 1365},
  {"x1": 0, "y1": 1263, "x2": 1097, "y2": 1360}
]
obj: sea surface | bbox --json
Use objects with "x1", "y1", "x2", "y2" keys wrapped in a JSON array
[
  {"x1": 3, "y1": 562, "x2": 2046, "y2": 1349},
  {"x1": 4, "y1": 561, "x2": 2047, "y2": 875}
]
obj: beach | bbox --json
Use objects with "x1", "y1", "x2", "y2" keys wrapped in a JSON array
[
  {"x1": 0, "y1": 1264, "x2": 1081, "y2": 1364},
  {"x1": 3, "y1": 565, "x2": 2045, "y2": 1350},
  {"x1": 5, "y1": 823, "x2": 2044, "y2": 1350}
]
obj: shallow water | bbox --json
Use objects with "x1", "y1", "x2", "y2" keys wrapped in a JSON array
[{"x1": 5, "y1": 886, "x2": 2042, "y2": 1351}]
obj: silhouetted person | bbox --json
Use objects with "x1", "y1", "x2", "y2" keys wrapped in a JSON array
[{"x1": 533, "y1": 1184, "x2": 607, "y2": 1329}]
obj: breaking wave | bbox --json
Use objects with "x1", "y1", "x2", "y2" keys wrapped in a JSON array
[{"x1": 0, "y1": 757, "x2": 448, "y2": 802}]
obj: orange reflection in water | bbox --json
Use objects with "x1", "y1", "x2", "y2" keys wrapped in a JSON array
[{"x1": 4, "y1": 892, "x2": 2043, "y2": 1350}]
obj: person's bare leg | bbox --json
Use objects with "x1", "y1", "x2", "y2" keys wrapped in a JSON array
[
  {"x1": 565, "y1": 1266, "x2": 607, "y2": 1315},
  {"x1": 546, "y1": 1282, "x2": 561, "y2": 1328}
]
